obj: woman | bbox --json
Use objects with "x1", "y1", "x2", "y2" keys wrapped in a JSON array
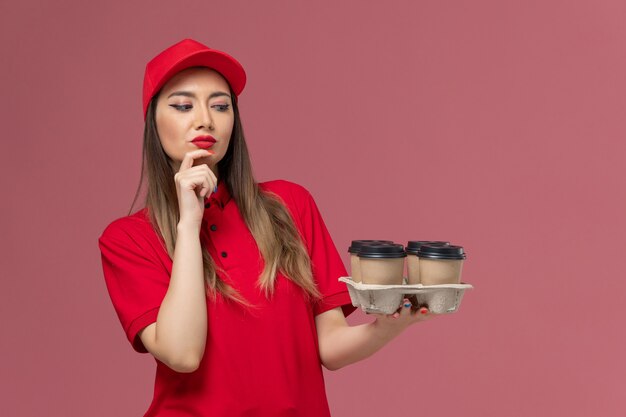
[{"x1": 98, "y1": 38, "x2": 433, "y2": 417}]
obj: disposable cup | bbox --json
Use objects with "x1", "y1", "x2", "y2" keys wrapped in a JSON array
[
  {"x1": 358, "y1": 244, "x2": 406, "y2": 285},
  {"x1": 405, "y1": 241, "x2": 450, "y2": 285},
  {"x1": 348, "y1": 240, "x2": 393, "y2": 282},
  {"x1": 418, "y1": 245, "x2": 466, "y2": 285}
]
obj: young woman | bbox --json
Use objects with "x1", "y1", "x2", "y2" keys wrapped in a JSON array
[{"x1": 98, "y1": 38, "x2": 434, "y2": 417}]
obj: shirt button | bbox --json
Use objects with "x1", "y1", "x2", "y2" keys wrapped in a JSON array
[
  {"x1": 204, "y1": 202, "x2": 211, "y2": 208},
  {"x1": 221, "y1": 251, "x2": 228, "y2": 258},
  {"x1": 210, "y1": 224, "x2": 217, "y2": 231}
]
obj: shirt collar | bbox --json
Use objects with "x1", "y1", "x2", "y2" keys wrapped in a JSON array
[{"x1": 205, "y1": 180, "x2": 232, "y2": 209}]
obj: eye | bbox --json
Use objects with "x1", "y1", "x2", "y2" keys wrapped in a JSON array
[
  {"x1": 212, "y1": 104, "x2": 230, "y2": 112},
  {"x1": 169, "y1": 104, "x2": 192, "y2": 112}
]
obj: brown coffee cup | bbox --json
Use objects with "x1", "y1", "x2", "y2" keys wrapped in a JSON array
[
  {"x1": 358, "y1": 244, "x2": 406, "y2": 285},
  {"x1": 418, "y1": 245, "x2": 466, "y2": 285},
  {"x1": 405, "y1": 241, "x2": 450, "y2": 284},
  {"x1": 348, "y1": 240, "x2": 394, "y2": 282}
]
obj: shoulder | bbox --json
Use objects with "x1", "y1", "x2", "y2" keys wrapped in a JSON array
[
  {"x1": 258, "y1": 179, "x2": 311, "y2": 196},
  {"x1": 98, "y1": 208, "x2": 155, "y2": 245},
  {"x1": 258, "y1": 180, "x2": 324, "y2": 231},
  {"x1": 258, "y1": 179, "x2": 313, "y2": 207}
]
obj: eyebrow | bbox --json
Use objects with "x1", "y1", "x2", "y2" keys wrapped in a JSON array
[{"x1": 167, "y1": 91, "x2": 231, "y2": 100}]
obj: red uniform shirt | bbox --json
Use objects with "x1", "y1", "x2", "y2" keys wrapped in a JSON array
[{"x1": 98, "y1": 179, "x2": 355, "y2": 417}]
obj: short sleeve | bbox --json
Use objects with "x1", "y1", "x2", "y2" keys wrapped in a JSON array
[
  {"x1": 98, "y1": 218, "x2": 170, "y2": 353},
  {"x1": 280, "y1": 182, "x2": 356, "y2": 318}
]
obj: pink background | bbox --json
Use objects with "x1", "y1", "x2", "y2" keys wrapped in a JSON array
[{"x1": 2, "y1": 1, "x2": 625, "y2": 416}]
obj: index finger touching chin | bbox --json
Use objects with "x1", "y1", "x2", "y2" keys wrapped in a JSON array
[{"x1": 179, "y1": 150, "x2": 213, "y2": 171}]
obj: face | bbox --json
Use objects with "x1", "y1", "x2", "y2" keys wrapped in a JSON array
[{"x1": 155, "y1": 67, "x2": 235, "y2": 174}]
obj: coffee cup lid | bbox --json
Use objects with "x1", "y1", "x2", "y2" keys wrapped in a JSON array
[
  {"x1": 358, "y1": 243, "x2": 406, "y2": 258},
  {"x1": 405, "y1": 240, "x2": 450, "y2": 255},
  {"x1": 418, "y1": 244, "x2": 466, "y2": 260},
  {"x1": 348, "y1": 240, "x2": 394, "y2": 254}
]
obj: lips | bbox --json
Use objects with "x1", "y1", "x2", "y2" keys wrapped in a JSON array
[{"x1": 191, "y1": 136, "x2": 216, "y2": 149}]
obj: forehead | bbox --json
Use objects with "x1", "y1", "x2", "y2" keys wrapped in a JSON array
[{"x1": 160, "y1": 67, "x2": 231, "y2": 95}]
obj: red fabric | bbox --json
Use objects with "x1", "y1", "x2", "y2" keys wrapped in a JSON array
[
  {"x1": 142, "y1": 38, "x2": 246, "y2": 119},
  {"x1": 98, "y1": 179, "x2": 355, "y2": 417}
]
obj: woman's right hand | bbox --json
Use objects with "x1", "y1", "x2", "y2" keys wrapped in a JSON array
[{"x1": 175, "y1": 149, "x2": 217, "y2": 230}]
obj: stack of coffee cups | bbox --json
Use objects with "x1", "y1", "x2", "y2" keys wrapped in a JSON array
[{"x1": 349, "y1": 240, "x2": 467, "y2": 286}]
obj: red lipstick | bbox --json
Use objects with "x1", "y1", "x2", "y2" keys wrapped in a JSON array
[{"x1": 191, "y1": 135, "x2": 217, "y2": 149}]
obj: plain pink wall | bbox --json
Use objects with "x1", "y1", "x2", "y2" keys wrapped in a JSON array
[{"x1": 2, "y1": 0, "x2": 625, "y2": 416}]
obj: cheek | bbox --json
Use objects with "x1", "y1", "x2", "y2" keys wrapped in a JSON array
[
  {"x1": 222, "y1": 115, "x2": 235, "y2": 138},
  {"x1": 155, "y1": 114, "x2": 182, "y2": 152}
]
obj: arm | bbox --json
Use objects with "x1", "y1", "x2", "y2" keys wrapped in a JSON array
[
  {"x1": 138, "y1": 224, "x2": 207, "y2": 373},
  {"x1": 315, "y1": 301, "x2": 431, "y2": 371},
  {"x1": 277, "y1": 183, "x2": 430, "y2": 368}
]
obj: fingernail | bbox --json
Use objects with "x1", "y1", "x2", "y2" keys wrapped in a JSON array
[
  {"x1": 214, "y1": 185, "x2": 218, "y2": 193},
  {"x1": 392, "y1": 313, "x2": 399, "y2": 319},
  {"x1": 404, "y1": 302, "x2": 412, "y2": 308},
  {"x1": 420, "y1": 308, "x2": 428, "y2": 315}
]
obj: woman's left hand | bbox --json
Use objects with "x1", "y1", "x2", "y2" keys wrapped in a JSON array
[{"x1": 370, "y1": 298, "x2": 435, "y2": 335}]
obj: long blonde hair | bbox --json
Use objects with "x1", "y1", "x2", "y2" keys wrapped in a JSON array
[{"x1": 129, "y1": 90, "x2": 321, "y2": 304}]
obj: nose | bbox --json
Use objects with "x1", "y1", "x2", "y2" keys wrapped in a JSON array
[{"x1": 195, "y1": 103, "x2": 214, "y2": 131}]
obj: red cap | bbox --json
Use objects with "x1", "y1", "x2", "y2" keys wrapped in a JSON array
[{"x1": 142, "y1": 38, "x2": 246, "y2": 119}]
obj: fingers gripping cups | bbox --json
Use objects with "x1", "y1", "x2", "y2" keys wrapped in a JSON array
[{"x1": 142, "y1": 38, "x2": 247, "y2": 119}]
